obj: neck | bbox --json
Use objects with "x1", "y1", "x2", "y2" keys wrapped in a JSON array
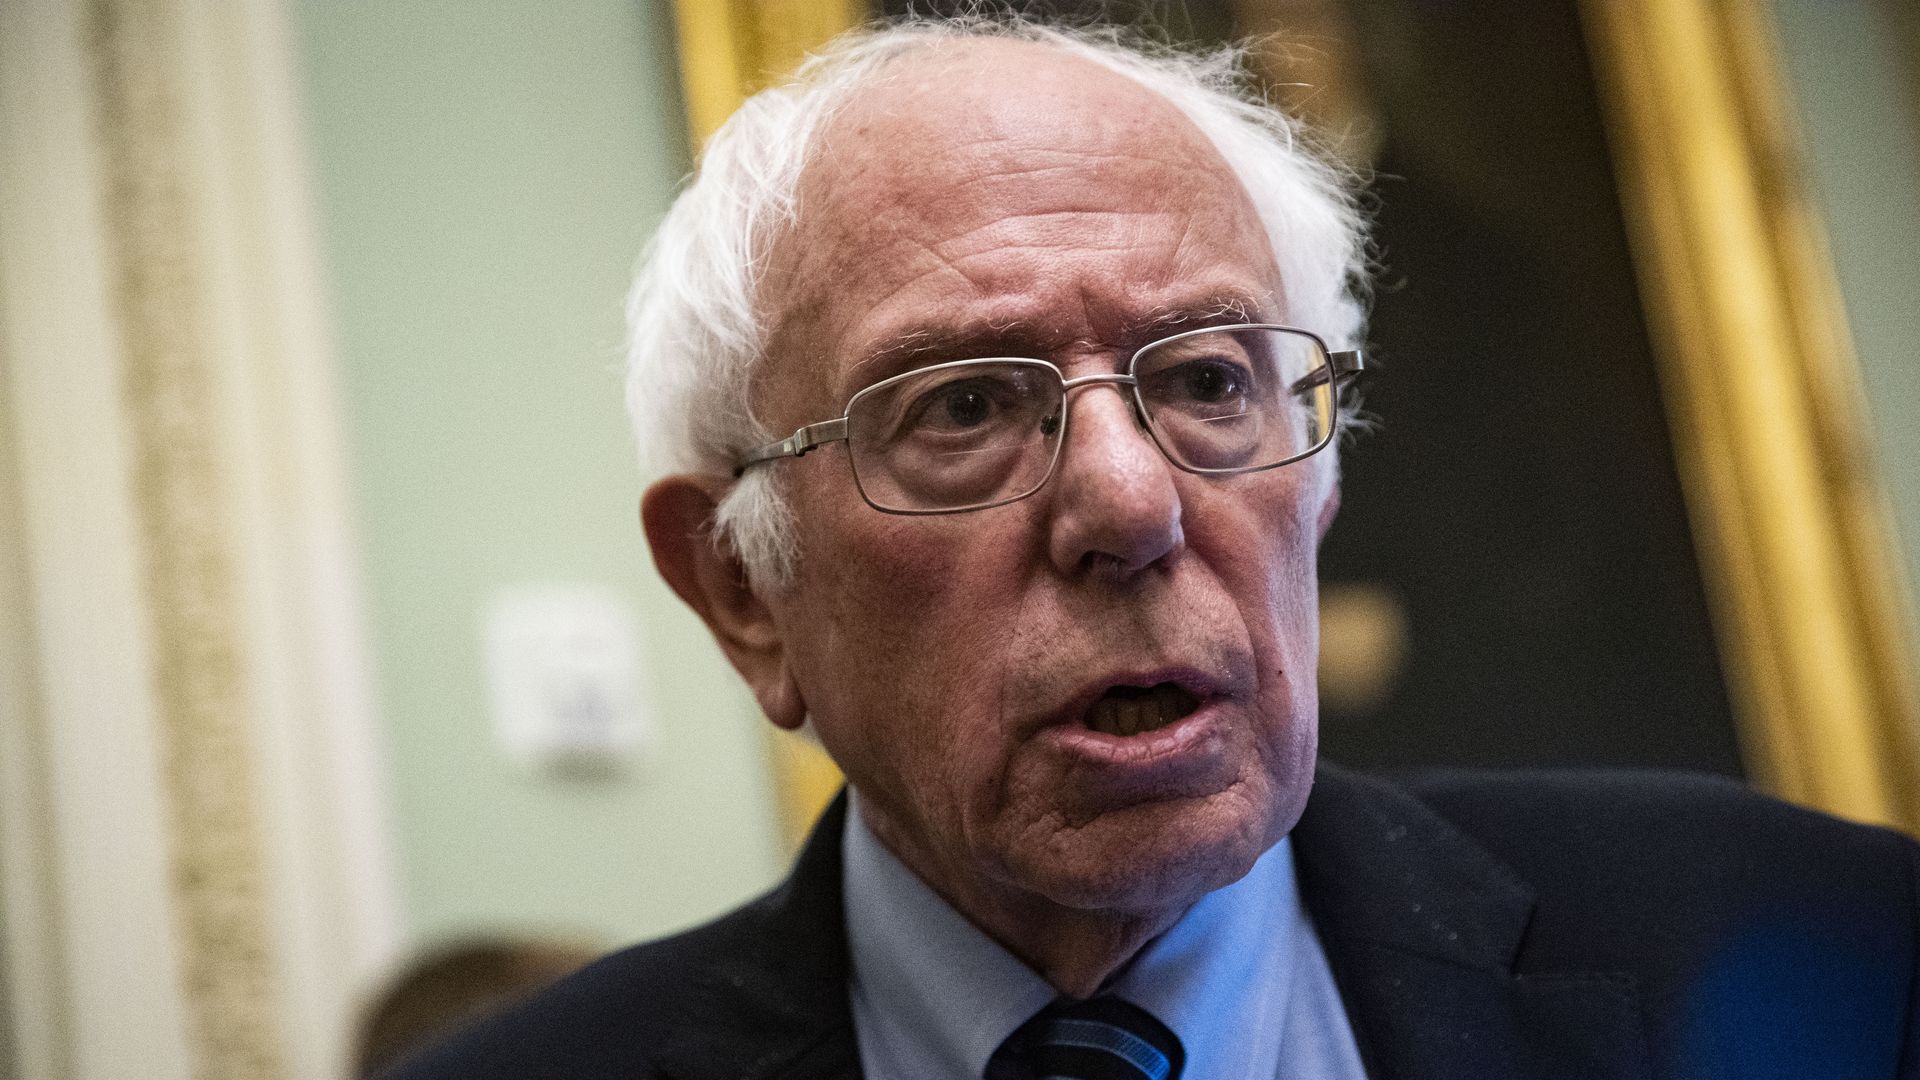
[
  {"x1": 968, "y1": 893, "x2": 1185, "y2": 999},
  {"x1": 859, "y1": 804, "x2": 1190, "y2": 999}
]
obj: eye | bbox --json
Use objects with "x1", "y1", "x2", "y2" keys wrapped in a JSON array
[
  {"x1": 1181, "y1": 359, "x2": 1245, "y2": 404},
  {"x1": 941, "y1": 386, "x2": 993, "y2": 428},
  {"x1": 895, "y1": 371, "x2": 1030, "y2": 437},
  {"x1": 859, "y1": 363, "x2": 1057, "y2": 453},
  {"x1": 1146, "y1": 356, "x2": 1252, "y2": 410}
]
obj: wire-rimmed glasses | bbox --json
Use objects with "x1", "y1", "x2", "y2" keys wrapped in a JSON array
[{"x1": 733, "y1": 323, "x2": 1365, "y2": 515}]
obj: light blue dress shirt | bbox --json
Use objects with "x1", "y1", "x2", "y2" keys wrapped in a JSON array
[{"x1": 843, "y1": 791, "x2": 1369, "y2": 1079}]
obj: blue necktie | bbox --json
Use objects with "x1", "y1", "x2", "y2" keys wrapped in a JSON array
[{"x1": 985, "y1": 995, "x2": 1185, "y2": 1080}]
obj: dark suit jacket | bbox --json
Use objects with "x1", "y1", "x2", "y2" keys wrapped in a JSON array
[{"x1": 384, "y1": 764, "x2": 1919, "y2": 1079}]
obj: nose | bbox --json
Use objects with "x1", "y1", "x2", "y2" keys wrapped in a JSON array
[{"x1": 1045, "y1": 377, "x2": 1184, "y2": 576}]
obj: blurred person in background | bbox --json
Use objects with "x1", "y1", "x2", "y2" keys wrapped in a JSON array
[{"x1": 355, "y1": 937, "x2": 595, "y2": 1078}]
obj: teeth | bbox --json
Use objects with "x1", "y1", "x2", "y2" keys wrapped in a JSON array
[{"x1": 1083, "y1": 683, "x2": 1199, "y2": 736}]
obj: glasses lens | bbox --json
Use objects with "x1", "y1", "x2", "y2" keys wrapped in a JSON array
[
  {"x1": 1132, "y1": 327, "x2": 1335, "y2": 472},
  {"x1": 844, "y1": 360, "x2": 1065, "y2": 512}
]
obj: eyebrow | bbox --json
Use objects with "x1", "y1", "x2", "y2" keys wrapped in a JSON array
[
  {"x1": 1126, "y1": 295, "x2": 1263, "y2": 338},
  {"x1": 843, "y1": 293, "x2": 1272, "y2": 394}
]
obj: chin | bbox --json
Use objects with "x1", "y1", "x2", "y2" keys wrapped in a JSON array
[{"x1": 1002, "y1": 788, "x2": 1287, "y2": 914}]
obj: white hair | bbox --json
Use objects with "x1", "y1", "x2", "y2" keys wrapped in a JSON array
[{"x1": 626, "y1": 16, "x2": 1370, "y2": 589}]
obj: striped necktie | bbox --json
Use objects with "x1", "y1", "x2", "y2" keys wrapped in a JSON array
[{"x1": 985, "y1": 996, "x2": 1185, "y2": 1080}]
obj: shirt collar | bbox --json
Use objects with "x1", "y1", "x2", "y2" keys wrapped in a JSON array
[
  {"x1": 1110, "y1": 827, "x2": 1306, "y2": 1079},
  {"x1": 842, "y1": 789, "x2": 1306, "y2": 1079},
  {"x1": 842, "y1": 791, "x2": 1057, "y2": 1076}
]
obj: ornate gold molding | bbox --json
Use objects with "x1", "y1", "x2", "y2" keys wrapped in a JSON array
[
  {"x1": 673, "y1": 0, "x2": 866, "y2": 147},
  {"x1": 1583, "y1": 0, "x2": 1920, "y2": 832},
  {"x1": 85, "y1": 0, "x2": 291, "y2": 1075}
]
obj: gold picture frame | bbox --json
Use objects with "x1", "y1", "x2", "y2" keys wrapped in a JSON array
[
  {"x1": 1581, "y1": 0, "x2": 1919, "y2": 832},
  {"x1": 669, "y1": 0, "x2": 1920, "y2": 843}
]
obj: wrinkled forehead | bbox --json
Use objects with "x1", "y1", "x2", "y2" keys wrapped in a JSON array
[{"x1": 754, "y1": 39, "x2": 1274, "y2": 420}]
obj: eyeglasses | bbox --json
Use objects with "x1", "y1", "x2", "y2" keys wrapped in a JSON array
[{"x1": 734, "y1": 324, "x2": 1364, "y2": 515}]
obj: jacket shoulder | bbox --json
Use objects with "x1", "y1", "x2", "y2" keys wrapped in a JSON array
[
  {"x1": 378, "y1": 797, "x2": 856, "y2": 1080},
  {"x1": 1398, "y1": 767, "x2": 1918, "y2": 888},
  {"x1": 374, "y1": 899, "x2": 782, "y2": 1080},
  {"x1": 1400, "y1": 768, "x2": 1919, "y2": 1067}
]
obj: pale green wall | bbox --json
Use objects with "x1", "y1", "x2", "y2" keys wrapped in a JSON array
[
  {"x1": 1769, "y1": 0, "x2": 1920, "y2": 601},
  {"x1": 292, "y1": 0, "x2": 785, "y2": 948}
]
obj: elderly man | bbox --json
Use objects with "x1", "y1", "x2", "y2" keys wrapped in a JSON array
[{"x1": 389, "y1": 18, "x2": 1919, "y2": 1080}]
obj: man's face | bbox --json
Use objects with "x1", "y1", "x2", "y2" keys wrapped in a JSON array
[{"x1": 756, "y1": 43, "x2": 1334, "y2": 918}]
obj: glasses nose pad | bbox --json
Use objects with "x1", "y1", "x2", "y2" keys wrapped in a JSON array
[{"x1": 1039, "y1": 412, "x2": 1061, "y2": 438}]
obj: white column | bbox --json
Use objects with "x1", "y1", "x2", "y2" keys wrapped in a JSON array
[{"x1": 0, "y1": 0, "x2": 402, "y2": 1077}]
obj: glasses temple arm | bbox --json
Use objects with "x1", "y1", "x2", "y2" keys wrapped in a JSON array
[
  {"x1": 732, "y1": 418, "x2": 851, "y2": 477},
  {"x1": 1289, "y1": 349, "x2": 1366, "y2": 395}
]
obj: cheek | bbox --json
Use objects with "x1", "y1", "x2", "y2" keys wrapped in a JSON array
[
  {"x1": 1206, "y1": 465, "x2": 1324, "y2": 594},
  {"x1": 782, "y1": 500, "x2": 1035, "y2": 801},
  {"x1": 1265, "y1": 529, "x2": 1322, "y2": 651},
  {"x1": 1268, "y1": 511, "x2": 1326, "y2": 759},
  {"x1": 1206, "y1": 477, "x2": 1326, "y2": 702}
]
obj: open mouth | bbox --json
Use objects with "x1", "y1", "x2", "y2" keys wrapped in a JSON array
[{"x1": 1083, "y1": 682, "x2": 1202, "y2": 737}]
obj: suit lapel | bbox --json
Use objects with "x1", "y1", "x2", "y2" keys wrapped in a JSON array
[
  {"x1": 650, "y1": 795, "x2": 863, "y2": 1080},
  {"x1": 1295, "y1": 765, "x2": 1650, "y2": 1080}
]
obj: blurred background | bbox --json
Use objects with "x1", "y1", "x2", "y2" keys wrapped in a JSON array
[{"x1": 1, "y1": 0, "x2": 1916, "y2": 1077}]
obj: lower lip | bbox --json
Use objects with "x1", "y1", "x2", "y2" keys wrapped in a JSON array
[{"x1": 1036, "y1": 699, "x2": 1236, "y2": 799}]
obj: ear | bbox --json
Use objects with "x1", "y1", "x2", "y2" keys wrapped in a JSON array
[{"x1": 641, "y1": 476, "x2": 807, "y2": 730}]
